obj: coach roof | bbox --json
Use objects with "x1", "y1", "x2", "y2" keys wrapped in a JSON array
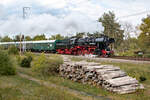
[{"x1": 0, "y1": 40, "x2": 56, "y2": 45}]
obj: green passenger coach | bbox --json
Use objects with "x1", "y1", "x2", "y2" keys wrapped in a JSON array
[{"x1": 0, "y1": 40, "x2": 56, "y2": 53}]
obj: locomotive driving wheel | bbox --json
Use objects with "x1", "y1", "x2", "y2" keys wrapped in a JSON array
[{"x1": 77, "y1": 49, "x2": 82, "y2": 55}]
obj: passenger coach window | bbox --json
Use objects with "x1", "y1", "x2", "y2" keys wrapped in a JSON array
[{"x1": 50, "y1": 44, "x2": 52, "y2": 47}]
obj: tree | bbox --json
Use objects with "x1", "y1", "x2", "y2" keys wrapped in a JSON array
[
  {"x1": 25, "y1": 36, "x2": 32, "y2": 41},
  {"x1": 33, "y1": 34, "x2": 47, "y2": 41},
  {"x1": 87, "y1": 32, "x2": 93, "y2": 37},
  {"x1": 0, "y1": 36, "x2": 1, "y2": 41},
  {"x1": 75, "y1": 32, "x2": 85, "y2": 38},
  {"x1": 98, "y1": 11, "x2": 124, "y2": 49},
  {"x1": 117, "y1": 38, "x2": 139, "y2": 56},
  {"x1": 1, "y1": 36, "x2": 13, "y2": 42},
  {"x1": 138, "y1": 15, "x2": 150, "y2": 53},
  {"x1": 122, "y1": 22, "x2": 133, "y2": 40},
  {"x1": 50, "y1": 34, "x2": 64, "y2": 40},
  {"x1": 94, "y1": 31, "x2": 104, "y2": 37},
  {"x1": 13, "y1": 35, "x2": 25, "y2": 42},
  {"x1": 119, "y1": 22, "x2": 134, "y2": 52},
  {"x1": 87, "y1": 32, "x2": 104, "y2": 37},
  {"x1": 14, "y1": 35, "x2": 20, "y2": 41}
]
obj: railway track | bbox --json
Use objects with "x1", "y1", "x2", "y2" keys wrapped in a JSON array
[{"x1": 108, "y1": 56, "x2": 150, "y2": 61}]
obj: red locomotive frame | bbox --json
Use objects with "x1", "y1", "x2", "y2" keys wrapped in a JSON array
[{"x1": 57, "y1": 45, "x2": 113, "y2": 57}]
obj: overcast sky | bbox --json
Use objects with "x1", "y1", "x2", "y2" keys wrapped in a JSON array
[{"x1": 0, "y1": 0, "x2": 149, "y2": 37}]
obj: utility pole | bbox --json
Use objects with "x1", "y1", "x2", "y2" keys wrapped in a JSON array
[
  {"x1": 22, "y1": 7, "x2": 31, "y2": 52},
  {"x1": 23, "y1": 7, "x2": 31, "y2": 19},
  {"x1": 19, "y1": 33, "x2": 22, "y2": 56}
]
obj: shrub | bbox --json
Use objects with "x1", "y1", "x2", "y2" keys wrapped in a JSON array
[
  {"x1": 0, "y1": 45, "x2": 4, "y2": 50},
  {"x1": 139, "y1": 76, "x2": 147, "y2": 82},
  {"x1": 16, "y1": 55, "x2": 25, "y2": 65},
  {"x1": 41, "y1": 58, "x2": 63, "y2": 76},
  {"x1": 0, "y1": 51, "x2": 16, "y2": 75},
  {"x1": 8, "y1": 46, "x2": 19, "y2": 55},
  {"x1": 117, "y1": 50, "x2": 135, "y2": 56},
  {"x1": 144, "y1": 53, "x2": 150, "y2": 58},
  {"x1": 32, "y1": 53, "x2": 47, "y2": 71},
  {"x1": 32, "y1": 53, "x2": 63, "y2": 76},
  {"x1": 25, "y1": 52, "x2": 34, "y2": 58},
  {"x1": 20, "y1": 56, "x2": 33, "y2": 68},
  {"x1": 27, "y1": 56, "x2": 33, "y2": 62}
]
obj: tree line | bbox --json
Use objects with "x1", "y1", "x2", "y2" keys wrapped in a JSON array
[{"x1": 0, "y1": 34, "x2": 65, "y2": 42}]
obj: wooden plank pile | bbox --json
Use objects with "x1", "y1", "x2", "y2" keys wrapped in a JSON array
[{"x1": 60, "y1": 57, "x2": 144, "y2": 94}]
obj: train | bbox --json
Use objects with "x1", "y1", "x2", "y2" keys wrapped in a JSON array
[{"x1": 0, "y1": 35, "x2": 115, "y2": 57}]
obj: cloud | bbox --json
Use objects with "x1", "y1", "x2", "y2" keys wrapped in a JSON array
[
  {"x1": 0, "y1": 0, "x2": 14, "y2": 5},
  {"x1": 96, "y1": 0, "x2": 150, "y2": 25},
  {"x1": 36, "y1": 0, "x2": 67, "y2": 9},
  {"x1": 0, "y1": 4, "x2": 5, "y2": 18},
  {"x1": 0, "y1": 0, "x2": 149, "y2": 37},
  {"x1": 0, "y1": 0, "x2": 104, "y2": 37},
  {"x1": 0, "y1": 13, "x2": 103, "y2": 37}
]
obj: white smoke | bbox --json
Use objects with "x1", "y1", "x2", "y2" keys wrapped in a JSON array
[{"x1": 0, "y1": 12, "x2": 103, "y2": 37}]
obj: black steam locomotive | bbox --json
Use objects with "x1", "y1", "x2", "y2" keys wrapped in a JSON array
[{"x1": 56, "y1": 35, "x2": 115, "y2": 56}]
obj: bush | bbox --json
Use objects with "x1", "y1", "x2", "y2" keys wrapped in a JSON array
[
  {"x1": 25, "y1": 52, "x2": 34, "y2": 58},
  {"x1": 0, "y1": 45, "x2": 4, "y2": 50},
  {"x1": 32, "y1": 53, "x2": 63, "y2": 76},
  {"x1": 16, "y1": 55, "x2": 25, "y2": 65},
  {"x1": 32, "y1": 53, "x2": 47, "y2": 71},
  {"x1": 20, "y1": 56, "x2": 33, "y2": 68},
  {"x1": 144, "y1": 53, "x2": 150, "y2": 58},
  {"x1": 139, "y1": 76, "x2": 147, "y2": 82},
  {"x1": 27, "y1": 56, "x2": 33, "y2": 62},
  {"x1": 41, "y1": 58, "x2": 63, "y2": 76},
  {"x1": 8, "y1": 46, "x2": 19, "y2": 55},
  {"x1": 0, "y1": 51, "x2": 16, "y2": 75},
  {"x1": 117, "y1": 50, "x2": 135, "y2": 57}
]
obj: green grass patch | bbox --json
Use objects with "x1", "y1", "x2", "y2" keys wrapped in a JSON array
[{"x1": 0, "y1": 75, "x2": 80, "y2": 100}]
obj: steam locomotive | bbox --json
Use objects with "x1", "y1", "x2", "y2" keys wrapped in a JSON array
[{"x1": 56, "y1": 36, "x2": 115, "y2": 56}]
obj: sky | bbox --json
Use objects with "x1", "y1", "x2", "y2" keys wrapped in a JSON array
[{"x1": 0, "y1": 0, "x2": 149, "y2": 37}]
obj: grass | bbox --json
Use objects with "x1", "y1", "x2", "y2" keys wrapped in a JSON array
[
  {"x1": 4, "y1": 53, "x2": 150, "y2": 100},
  {"x1": 0, "y1": 53, "x2": 80, "y2": 100},
  {"x1": 18, "y1": 65, "x2": 150, "y2": 100},
  {"x1": 17, "y1": 54, "x2": 150, "y2": 100},
  {"x1": 18, "y1": 66, "x2": 109, "y2": 95},
  {"x1": 0, "y1": 75, "x2": 81, "y2": 100}
]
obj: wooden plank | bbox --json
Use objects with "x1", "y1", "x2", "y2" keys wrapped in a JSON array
[
  {"x1": 106, "y1": 76, "x2": 138, "y2": 87},
  {"x1": 101, "y1": 71, "x2": 127, "y2": 79}
]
